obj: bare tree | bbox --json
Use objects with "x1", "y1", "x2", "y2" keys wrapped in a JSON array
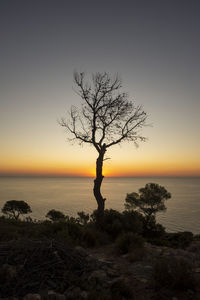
[{"x1": 60, "y1": 72, "x2": 147, "y2": 223}]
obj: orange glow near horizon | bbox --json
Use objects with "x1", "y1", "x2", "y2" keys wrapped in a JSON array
[
  {"x1": 1, "y1": 2, "x2": 200, "y2": 183},
  {"x1": 1, "y1": 159, "x2": 200, "y2": 177}
]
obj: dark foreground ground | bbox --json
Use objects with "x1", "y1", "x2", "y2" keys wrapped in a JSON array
[
  {"x1": 1, "y1": 238, "x2": 200, "y2": 300},
  {"x1": 1, "y1": 209, "x2": 200, "y2": 300}
]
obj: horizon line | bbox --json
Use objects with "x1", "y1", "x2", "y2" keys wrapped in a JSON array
[{"x1": 0, "y1": 174, "x2": 200, "y2": 178}]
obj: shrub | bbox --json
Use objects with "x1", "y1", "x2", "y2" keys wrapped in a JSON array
[
  {"x1": 194, "y1": 234, "x2": 200, "y2": 241},
  {"x1": 91, "y1": 209, "x2": 124, "y2": 238},
  {"x1": 90, "y1": 209, "x2": 98, "y2": 223},
  {"x1": 102, "y1": 209, "x2": 123, "y2": 237},
  {"x1": 77, "y1": 211, "x2": 90, "y2": 225},
  {"x1": 125, "y1": 183, "x2": 171, "y2": 227},
  {"x1": 142, "y1": 215, "x2": 165, "y2": 239},
  {"x1": 34, "y1": 220, "x2": 69, "y2": 240},
  {"x1": 122, "y1": 210, "x2": 143, "y2": 234},
  {"x1": 153, "y1": 256, "x2": 195, "y2": 291},
  {"x1": 46, "y1": 209, "x2": 66, "y2": 222},
  {"x1": 103, "y1": 209, "x2": 122, "y2": 223},
  {"x1": 165, "y1": 231, "x2": 194, "y2": 248},
  {"x1": 66, "y1": 220, "x2": 83, "y2": 241},
  {"x1": 81, "y1": 228, "x2": 98, "y2": 247},
  {"x1": 115, "y1": 232, "x2": 144, "y2": 254},
  {"x1": 90, "y1": 209, "x2": 144, "y2": 240}
]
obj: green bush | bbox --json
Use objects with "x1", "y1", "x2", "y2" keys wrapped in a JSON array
[
  {"x1": 77, "y1": 211, "x2": 90, "y2": 225},
  {"x1": 115, "y1": 232, "x2": 144, "y2": 254},
  {"x1": 110, "y1": 219, "x2": 124, "y2": 238},
  {"x1": 0, "y1": 218, "x2": 37, "y2": 241},
  {"x1": 32, "y1": 220, "x2": 69, "y2": 240},
  {"x1": 102, "y1": 209, "x2": 123, "y2": 237},
  {"x1": 165, "y1": 231, "x2": 193, "y2": 248},
  {"x1": 81, "y1": 228, "x2": 98, "y2": 247},
  {"x1": 122, "y1": 210, "x2": 144, "y2": 234},
  {"x1": 90, "y1": 209, "x2": 123, "y2": 238},
  {"x1": 194, "y1": 234, "x2": 200, "y2": 241},
  {"x1": 46, "y1": 209, "x2": 66, "y2": 222},
  {"x1": 0, "y1": 217, "x2": 83, "y2": 244},
  {"x1": 143, "y1": 216, "x2": 166, "y2": 239},
  {"x1": 153, "y1": 256, "x2": 195, "y2": 291},
  {"x1": 90, "y1": 209, "x2": 144, "y2": 240},
  {"x1": 66, "y1": 220, "x2": 83, "y2": 241}
]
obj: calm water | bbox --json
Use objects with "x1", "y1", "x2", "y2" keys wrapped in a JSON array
[{"x1": 0, "y1": 177, "x2": 200, "y2": 234}]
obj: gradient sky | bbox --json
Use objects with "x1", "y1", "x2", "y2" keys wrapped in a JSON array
[{"x1": 0, "y1": 0, "x2": 200, "y2": 177}]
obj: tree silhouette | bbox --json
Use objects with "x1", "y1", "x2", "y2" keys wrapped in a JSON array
[
  {"x1": 2, "y1": 200, "x2": 32, "y2": 220},
  {"x1": 60, "y1": 72, "x2": 147, "y2": 222},
  {"x1": 125, "y1": 183, "x2": 171, "y2": 225}
]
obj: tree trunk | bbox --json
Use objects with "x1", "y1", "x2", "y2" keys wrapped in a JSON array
[{"x1": 93, "y1": 147, "x2": 106, "y2": 224}]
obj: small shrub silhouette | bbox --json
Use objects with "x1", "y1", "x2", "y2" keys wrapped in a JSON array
[
  {"x1": 77, "y1": 211, "x2": 89, "y2": 225},
  {"x1": 46, "y1": 209, "x2": 66, "y2": 222},
  {"x1": 165, "y1": 231, "x2": 193, "y2": 248},
  {"x1": 115, "y1": 232, "x2": 144, "y2": 254}
]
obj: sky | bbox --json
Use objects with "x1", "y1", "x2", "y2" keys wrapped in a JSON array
[{"x1": 0, "y1": 0, "x2": 200, "y2": 177}]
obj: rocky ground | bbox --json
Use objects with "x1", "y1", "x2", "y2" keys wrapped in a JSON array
[
  {"x1": 0, "y1": 239, "x2": 200, "y2": 300},
  {"x1": 87, "y1": 241, "x2": 200, "y2": 299}
]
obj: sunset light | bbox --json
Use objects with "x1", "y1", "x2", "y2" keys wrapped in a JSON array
[{"x1": 1, "y1": 1, "x2": 200, "y2": 297}]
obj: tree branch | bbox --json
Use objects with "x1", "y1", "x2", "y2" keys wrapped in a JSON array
[{"x1": 60, "y1": 72, "x2": 147, "y2": 153}]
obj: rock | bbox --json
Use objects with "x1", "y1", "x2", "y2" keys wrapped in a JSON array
[
  {"x1": 74, "y1": 246, "x2": 88, "y2": 257},
  {"x1": 106, "y1": 267, "x2": 119, "y2": 277},
  {"x1": 108, "y1": 276, "x2": 123, "y2": 285},
  {"x1": 100, "y1": 260, "x2": 113, "y2": 267},
  {"x1": 187, "y1": 289, "x2": 195, "y2": 295},
  {"x1": 80, "y1": 290, "x2": 88, "y2": 299},
  {"x1": 138, "y1": 278, "x2": 148, "y2": 284},
  {"x1": 64, "y1": 287, "x2": 88, "y2": 300},
  {"x1": 88, "y1": 269, "x2": 108, "y2": 283},
  {"x1": 131, "y1": 263, "x2": 153, "y2": 275},
  {"x1": 195, "y1": 267, "x2": 200, "y2": 273},
  {"x1": 48, "y1": 291, "x2": 65, "y2": 300},
  {"x1": 64, "y1": 287, "x2": 81, "y2": 299},
  {"x1": 23, "y1": 294, "x2": 41, "y2": 300},
  {"x1": 55, "y1": 294, "x2": 65, "y2": 300}
]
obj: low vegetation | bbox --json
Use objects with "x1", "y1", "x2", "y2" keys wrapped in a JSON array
[
  {"x1": 0, "y1": 183, "x2": 199, "y2": 298},
  {"x1": 115, "y1": 232, "x2": 145, "y2": 254},
  {"x1": 45, "y1": 209, "x2": 66, "y2": 222},
  {"x1": 0, "y1": 184, "x2": 196, "y2": 249},
  {"x1": 153, "y1": 256, "x2": 195, "y2": 291}
]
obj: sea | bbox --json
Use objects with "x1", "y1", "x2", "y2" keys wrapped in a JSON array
[{"x1": 0, "y1": 176, "x2": 200, "y2": 234}]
